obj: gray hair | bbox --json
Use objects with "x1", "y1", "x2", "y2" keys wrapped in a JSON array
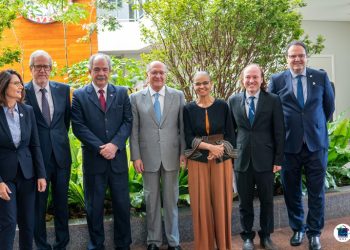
[
  {"x1": 29, "y1": 50, "x2": 52, "y2": 67},
  {"x1": 146, "y1": 61, "x2": 167, "y2": 73},
  {"x1": 88, "y1": 53, "x2": 112, "y2": 70},
  {"x1": 193, "y1": 71, "x2": 211, "y2": 81}
]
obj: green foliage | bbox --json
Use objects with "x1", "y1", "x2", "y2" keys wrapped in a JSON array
[
  {"x1": 0, "y1": 0, "x2": 23, "y2": 66},
  {"x1": 62, "y1": 57, "x2": 145, "y2": 89},
  {"x1": 326, "y1": 111, "x2": 350, "y2": 189},
  {"x1": 141, "y1": 0, "x2": 324, "y2": 101},
  {"x1": 67, "y1": 130, "x2": 85, "y2": 208},
  {"x1": 0, "y1": 48, "x2": 21, "y2": 67}
]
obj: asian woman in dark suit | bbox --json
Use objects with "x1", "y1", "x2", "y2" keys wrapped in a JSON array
[{"x1": 0, "y1": 69, "x2": 47, "y2": 250}]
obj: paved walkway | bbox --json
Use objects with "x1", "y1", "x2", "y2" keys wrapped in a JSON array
[{"x1": 132, "y1": 216, "x2": 350, "y2": 250}]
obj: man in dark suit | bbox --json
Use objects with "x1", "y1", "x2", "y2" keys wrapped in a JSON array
[
  {"x1": 229, "y1": 64, "x2": 285, "y2": 250},
  {"x1": 24, "y1": 50, "x2": 71, "y2": 250},
  {"x1": 269, "y1": 41, "x2": 335, "y2": 250},
  {"x1": 71, "y1": 53, "x2": 132, "y2": 250}
]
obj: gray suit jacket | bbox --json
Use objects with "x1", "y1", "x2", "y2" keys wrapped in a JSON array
[{"x1": 130, "y1": 86, "x2": 185, "y2": 172}]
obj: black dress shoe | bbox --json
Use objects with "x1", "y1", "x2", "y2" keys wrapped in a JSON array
[
  {"x1": 242, "y1": 239, "x2": 255, "y2": 250},
  {"x1": 290, "y1": 231, "x2": 305, "y2": 246},
  {"x1": 147, "y1": 244, "x2": 159, "y2": 250},
  {"x1": 309, "y1": 236, "x2": 321, "y2": 250},
  {"x1": 168, "y1": 246, "x2": 182, "y2": 250},
  {"x1": 260, "y1": 237, "x2": 278, "y2": 250}
]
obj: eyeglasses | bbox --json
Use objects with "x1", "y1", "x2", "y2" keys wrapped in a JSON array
[
  {"x1": 193, "y1": 81, "x2": 210, "y2": 87},
  {"x1": 150, "y1": 71, "x2": 166, "y2": 76},
  {"x1": 288, "y1": 54, "x2": 306, "y2": 60},
  {"x1": 10, "y1": 81, "x2": 23, "y2": 87},
  {"x1": 32, "y1": 65, "x2": 51, "y2": 71}
]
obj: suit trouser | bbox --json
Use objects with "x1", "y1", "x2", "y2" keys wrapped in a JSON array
[
  {"x1": 84, "y1": 168, "x2": 131, "y2": 250},
  {"x1": 282, "y1": 144, "x2": 327, "y2": 237},
  {"x1": 235, "y1": 162, "x2": 274, "y2": 241},
  {"x1": 143, "y1": 165, "x2": 179, "y2": 247},
  {"x1": 0, "y1": 167, "x2": 36, "y2": 250},
  {"x1": 34, "y1": 153, "x2": 70, "y2": 250},
  {"x1": 188, "y1": 159, "x2": 233, "y2": 250}
]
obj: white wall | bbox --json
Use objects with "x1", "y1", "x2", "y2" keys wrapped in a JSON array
[{"x1": 302, "y1": 20, "x2": 350, "y2": 117}]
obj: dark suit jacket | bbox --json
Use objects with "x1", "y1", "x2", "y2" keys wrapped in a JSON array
[
  {"x1": 269, "y1": 68, "x2": 335, "y2": 153},
  {"x1": 0, "y1": 103, "x2": 46, "y2": 182},
  {"x1": 25, "y1": 81, "x2": 71, "y2": 169},
  {"x1": 228, "y1": 91, "x2": 285, "y2": 172},
  {"x1": 71, "y1": 83, "x2": 132, "y2": 175}
]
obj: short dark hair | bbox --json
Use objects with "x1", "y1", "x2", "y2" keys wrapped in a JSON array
[
  {"x1": 0, "y1": 69, "x2": 25, "y2": 106},
  {"x1": 285, "y1": 40, "x2": 308, "y2": 56}
]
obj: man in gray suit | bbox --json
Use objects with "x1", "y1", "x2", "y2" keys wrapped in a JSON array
[{"x1": 130, "y1": 61, "x2": 186, "y2": 250}]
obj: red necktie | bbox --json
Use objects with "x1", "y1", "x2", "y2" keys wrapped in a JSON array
[{"x1": 98, "y1": 89, "x2": 106, "y2": 111}]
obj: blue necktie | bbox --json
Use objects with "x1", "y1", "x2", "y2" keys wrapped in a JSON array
[
  {"x1": 153, "y1": 93, "x2": 161, "y2": 124},
  {"x1": 248, "y1": 96, "x2": 255, "y2": 125},
  {"x1": 297, "y1": 75, "x2": 304, "y2": 108}
]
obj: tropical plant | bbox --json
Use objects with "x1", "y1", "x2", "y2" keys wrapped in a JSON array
[
  {"x1": 326, "y1": 111, "x2": 350, "y2": 189},
  {"x1": 63, "y1": 56, "x2": 145, "y2": 89},
  {"x1": 141, "y1": 0, "x2": 324, "y2": 101}
]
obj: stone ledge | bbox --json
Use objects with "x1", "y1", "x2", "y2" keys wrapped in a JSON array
[{"x1": 14, "y1": 186, "x2": 350, "y2": 249}]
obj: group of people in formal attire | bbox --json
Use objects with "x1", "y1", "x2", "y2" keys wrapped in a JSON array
[{"x1": 0, "y1": 40, "x2": 334, "y2": 250}]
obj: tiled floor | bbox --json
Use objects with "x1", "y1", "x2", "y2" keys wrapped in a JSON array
[{"x1": 132, "y1": 216, "x2": 350, "y2": 250}]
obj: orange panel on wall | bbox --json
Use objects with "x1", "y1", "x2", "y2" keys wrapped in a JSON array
[{"x1": 0, "y1": 0, "x2": 98, "y2": 83}]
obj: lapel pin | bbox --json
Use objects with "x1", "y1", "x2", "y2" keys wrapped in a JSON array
[
  {"x1": 313, "y1": 82, "x2": 316, "y2": 85},
  {"x1": 20, "y1": 113, "x2": 23, "y2": 117},
  {"x1": 310, "y1": 74, "x2": 313, "y2": 78},
  {"x1": 110, "y1": 94, "x2": 113, "y2": 97}
]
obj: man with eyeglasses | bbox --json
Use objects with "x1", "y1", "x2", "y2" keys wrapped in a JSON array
[
  {"x1": 71, "y1": 53, "x2": 132, "y2": 250},
  {"x1": 269, "y1": 41, "x2": 335, "y2": 250},
  {"x1": 130, "y1": 61, "x2": 186, "y2": 250},
  {"x1": 25, "y1": 50, "x2": 72, "y2": 250}
]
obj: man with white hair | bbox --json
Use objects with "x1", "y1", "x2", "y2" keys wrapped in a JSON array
[{"x1": 25, "y1": 50, "x2": 71, "y2": 250}]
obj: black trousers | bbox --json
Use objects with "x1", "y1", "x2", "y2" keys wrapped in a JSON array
[
  {"x1": 235, "y1": 162, "x2": 275, "y2": 240},
  {"x1": 34, "y1": 153, "x2": 71, "y2": 250},
  {"x1": 0, "y1": 167, "x2": 36, "y2": 250}
]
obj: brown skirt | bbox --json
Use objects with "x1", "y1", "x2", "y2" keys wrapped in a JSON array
[{"x1": 187, "y1": 159, "x2": 233, "y2": 250}]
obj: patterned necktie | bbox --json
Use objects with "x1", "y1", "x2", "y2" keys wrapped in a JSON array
[
  {"x1": 98, "y1": 89, "x2": 106, "y2": 112},
  {"x1": 153, "y1": 92, "x2": 161, "y2": 124},
  {"x1": 40, "y1": 88, "x2": 51, "y2": 125},
  {"x1": 297, "y1": 75, "x2": 304, "y2": 108},
  {"x1": 248, "y1": 96, "x2": 255, "y2": 125}
]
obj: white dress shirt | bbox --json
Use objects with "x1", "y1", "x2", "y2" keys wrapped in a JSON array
[
  {"x1": 245, "y1": 90, "x2": 260, "y2": 117},
  {"x1": 149, "y1": 86, "x2": 165, "y2": 114},
  {"x1": 92, "y1": 82, "x2": 108, "y2": 102},
  {"x1": 33, "y1": 81, "x2": 54, "y2": 121}
]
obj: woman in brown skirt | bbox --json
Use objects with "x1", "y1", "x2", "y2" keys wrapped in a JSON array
[{"x1": 183, "y1": 71, "x2": 236, "y2": 250}]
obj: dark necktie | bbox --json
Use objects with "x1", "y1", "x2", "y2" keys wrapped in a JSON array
[
  {"x1": 297, "y1": 75, "x2": 304, "y2": 108},
  {"x1": 153, "y1": 93, "x2": 161, "y2": 124},
  {"x1": 98, "y1": 89, "x2": 106, "y2": 112},
  {"x1": 40, "y1": 88, "x2": 51, "y2": 125},
  {"x1": 248, "y1": 96, "x2": 255, "y2": 125}
]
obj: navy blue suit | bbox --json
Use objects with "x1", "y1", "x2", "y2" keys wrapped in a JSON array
[
  {"x1": 0, "y1": 103, "x2": 46, "y2": 250},
  {"x1": 71, "y1": 83, "x2": 132, "y2": 249},
  {"x1": 269, "y1": 68, "x2": 335, "y2": 237},
  {"x1": 25, "y1": 81, "x2": 71, "y2": 250}
]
